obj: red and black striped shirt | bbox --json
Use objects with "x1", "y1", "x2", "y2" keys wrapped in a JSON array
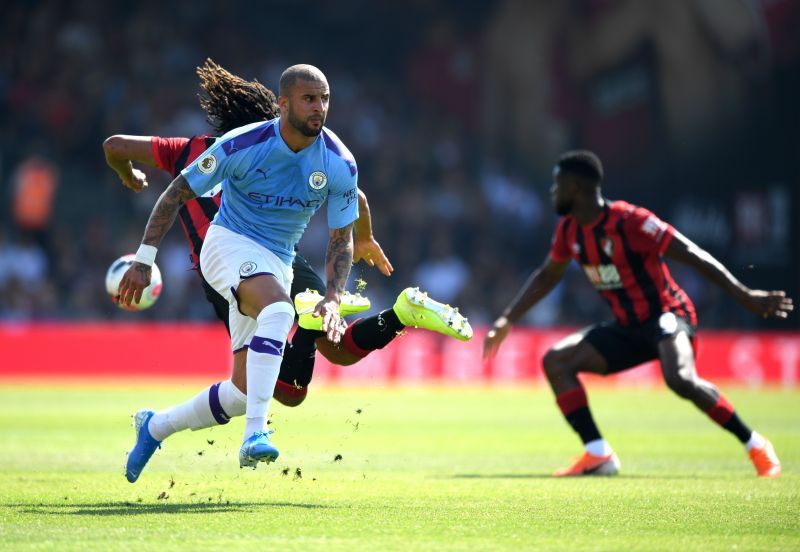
[
  {"x1": 151, "y1": 135, "x2": 219, "y2": 268},
  {"x1": 550, "y1": 200, "x2": 697, "y2": 326}
]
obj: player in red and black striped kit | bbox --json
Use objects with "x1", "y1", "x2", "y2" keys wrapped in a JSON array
[{"x1": 484, "y1": 150, "x2": 793, "y2": 477}]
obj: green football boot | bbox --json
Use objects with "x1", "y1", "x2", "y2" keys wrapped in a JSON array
[
  {"x1": 294, "y1": 289, "x2": 371, "y2": 330},
  {"x1": 393, "y1": 287, "x2": 473, "y2": 341}
]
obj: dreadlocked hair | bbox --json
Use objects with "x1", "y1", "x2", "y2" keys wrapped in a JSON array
[{"x1": 196, "y1": 58, "x2": 279, "y2": 134}]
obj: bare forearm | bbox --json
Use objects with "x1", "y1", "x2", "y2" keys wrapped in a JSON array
[
  {"x1": 141, "y1": 175, "x2": 195, "y2": 246},
  {"x1": 354, "y1": 189, "x2": 372, "y2": 238},
  {"x1": 103, "y1": 135, "x2": 155, "y2": 180},
  {"x1": 325, "y1": 224, "x2": 354, "y2": 297},
  {"x1": 104, "y1": 148, "x2": 135, "y2": 181},
  {"x1": 681, "y1": 244, "x2": 749, "y2": 302},
  {"x1": 502, "y1": 268, "x2": 561, "y2": 324}
]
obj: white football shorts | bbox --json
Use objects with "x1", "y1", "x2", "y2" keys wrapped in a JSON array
[{"x1": 200, "y1": 224, "x2": 294, "y2": 352}]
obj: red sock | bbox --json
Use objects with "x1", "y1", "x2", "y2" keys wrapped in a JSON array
[
  {"x1": 555, "y1": 386, "x2": 602, "y2": 444},
  {"x1": 342, "y1": 320, "x2": 371, "y2": 359},
  {"x1": 706, "y1": 394, "x2": 734, "y2": 425},
  {"x1": 556, "y1": 387, "x2": 588, "y2": 416},
  {"x1": 273, "y1": 379, "x2": 308, "y2": 407}
]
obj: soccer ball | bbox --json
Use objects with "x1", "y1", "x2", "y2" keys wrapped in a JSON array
[{"x1": 105, "y1": 254, "x2": 163, "y2": 311}]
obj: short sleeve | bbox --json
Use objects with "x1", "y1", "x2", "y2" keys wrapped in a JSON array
[
  {"x1": 550, "y1": 218, "x2": 572, "y2": 262},
  {"x1": 625, "y1": 207, "x2": 675, "y2": 255},
  {"x1": 180, "y1": 134, "x2": 249, "y2": 197},
  {"x1": 326, "y1": 162, "x2": 359, "y2": 229},
  {"x1": 151, "y1": 137, "x2": 190, "y2": 175}
]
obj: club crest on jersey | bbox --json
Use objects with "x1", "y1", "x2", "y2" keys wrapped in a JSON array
[
  {"x1": 308, "y1": 171, "x2": 327, "y2": 190},
  {"x1": 239, "y1": 261, "x2": 257, "y2": 277},
  {"x1": 198, "y1": 154, "x2": 217, "y2": 174},
  {"x1": 600, "y1": 236, "x2": 615, "y2": 257}
]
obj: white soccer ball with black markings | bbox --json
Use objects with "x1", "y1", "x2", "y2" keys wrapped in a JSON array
[{"x1": 105, "y1": 254, "x2": 163, "y2": 311}]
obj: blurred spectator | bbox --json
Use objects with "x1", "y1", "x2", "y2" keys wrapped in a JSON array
[
  {"x1": 0, "y1": 0, "x2": 795, "y2": 330},
  {"x1": 12, "y1": 155, "x2": 58, "y2": 251}
]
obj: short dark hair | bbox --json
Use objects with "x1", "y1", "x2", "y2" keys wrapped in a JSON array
[
  {"x1": 278, "y1": 64, "x2": 327, "y2": 97},
  {"x1": 557, "y1": 150, "x2": 604, "y2": 183},
  {"x1": 196, "y1": 58, "x2": 279, "y2": 134}
]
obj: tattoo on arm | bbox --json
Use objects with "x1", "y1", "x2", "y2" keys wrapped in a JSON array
[
  {"x1": 325, "y1": 223, "x2": 354, "y2": 296},
  {"x1": 141, "y1": 175, "x2": 196, "y2": 246}
]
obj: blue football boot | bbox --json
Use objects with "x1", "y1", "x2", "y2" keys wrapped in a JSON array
[
  {"x1": 239, "y1": 430, "x2": 280, "y2": 468},
  {"x1": 125, "y1": 409, "x2": 161, "y2": 483}
]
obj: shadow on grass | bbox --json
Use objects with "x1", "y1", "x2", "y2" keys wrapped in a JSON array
[
  {"x1": 446, "y1": 473, "x2": 552, "y2": 480},
  {"x1": 446, "y1": 473, "x2": 728, "y2": 480},
  {"x1": 17, "y1": 501, "x2": 329, "y2": 516}
]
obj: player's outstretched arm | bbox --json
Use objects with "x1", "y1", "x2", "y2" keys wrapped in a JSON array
[
  {"x1": 102, "y1": 135, "x2": 156, "y2": 192},
  {"x1": 118, "y1": 175, "x2": 197, "y2": 307},
  {"x1": 665, "y1": 230, "x2": 793, "y2": 319},
  {"x1": 313, "y1": 223, "x2": 355, "y2": 343},
  {"x1": 353, "y1": 189, "x2": 393, "y2": 276},
  {"x1": 483, "y1": 257, "x2": 569, "y2": 360}
]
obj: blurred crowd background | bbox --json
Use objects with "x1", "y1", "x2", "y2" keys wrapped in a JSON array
[{"x1": 1, "y1": 0, "x2": 798, "y2": 328}]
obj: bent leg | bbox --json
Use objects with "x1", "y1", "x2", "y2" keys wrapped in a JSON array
[
  {"x1": 543, "y1": 331, "x2": 610, "y2": 451},
  {"x1": 659, "y1": 332, "x2": 754, "y2": 444},
  {"x1": 542, "y1": 331, "x2": 609, "y2": 394}
]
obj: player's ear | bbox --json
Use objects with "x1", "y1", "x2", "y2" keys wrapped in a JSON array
[{"x1": 278, "y1": 95, "x2": 289, "y2": 113}]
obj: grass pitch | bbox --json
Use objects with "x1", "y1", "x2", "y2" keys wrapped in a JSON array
[{"x1": 0, "y1": 383, "x2": 798, "y2": 551}]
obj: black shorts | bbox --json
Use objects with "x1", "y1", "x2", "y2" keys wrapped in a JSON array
[
  {"x1": 290, "y1": 253, "x2": 325, "y2": 299},
  {"x1": 199, "y1": 253, "x2": 325, "y2": 337},
  {"x1": 583, "y1": 312, "x2": 696, "y2": 374}
]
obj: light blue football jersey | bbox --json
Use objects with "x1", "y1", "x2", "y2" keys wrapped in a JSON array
[{"x1": 181, "y1": 118, "x2": 359, "y2": 265}]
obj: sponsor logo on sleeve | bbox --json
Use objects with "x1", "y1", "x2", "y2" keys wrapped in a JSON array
[
  {"x1": 339, "y1": 187, "x2": 358, "y2": 211},
  {"x1": 198, "y1": 154, "x2": 217, "y2": 174},
  {"x1": 308, "y1": 171, "x2": 328, "y2": 190},
  {"x1": 641, "y1": 216, "x2": 666, "y2": 240}
]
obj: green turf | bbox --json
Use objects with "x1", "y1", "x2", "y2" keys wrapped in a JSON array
[{"x1": 0, "y1": 383, "x2": 798, "y2": 551}]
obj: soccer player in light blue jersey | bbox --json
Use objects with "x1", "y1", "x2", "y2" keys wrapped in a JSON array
[{"x1": 118, "y1": 64, "x2": 358, "y2": 470}]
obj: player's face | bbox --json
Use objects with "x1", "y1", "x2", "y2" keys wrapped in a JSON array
[
  {"x1": 551, "y1": 168, "x2": 575, "y2": 216},
  {"x1": 285, "y1": 79, "x2": 329, "y2": 137}
]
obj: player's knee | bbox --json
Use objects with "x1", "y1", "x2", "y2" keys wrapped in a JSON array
[
  {"x1": 543, "y1": 348, "x2": 572, "y2": 380},
  {"x1": 255, "y1": 301, "x2": 295, "y2": 334},
  {"x1": 273, "y1": 379, "x2": 308, "y2": 407}
]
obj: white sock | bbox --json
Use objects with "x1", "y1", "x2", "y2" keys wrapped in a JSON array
[
  {"x1": 585, "y1": 439, "x2": 613, "y2": 457},
  {"x1": 147, "y1": 379, "x2": 247, "y2": 442},
  {"x1": 243, "y1": 302, "x2": 294, "y2": 442},
  {"x1": 745, "y1": 431, "x2": 766, "y2": 452}
]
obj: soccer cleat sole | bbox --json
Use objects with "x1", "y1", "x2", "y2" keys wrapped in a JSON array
[
  {"x1": 239, "y1": 454, "x2": 279, "y2": 469},
  {"x1": 295, "y1": 289, "x2": 371, "y2": 331},
  {"x1": 394, "y1": 287, "x2": 473, "y2": 341}
]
